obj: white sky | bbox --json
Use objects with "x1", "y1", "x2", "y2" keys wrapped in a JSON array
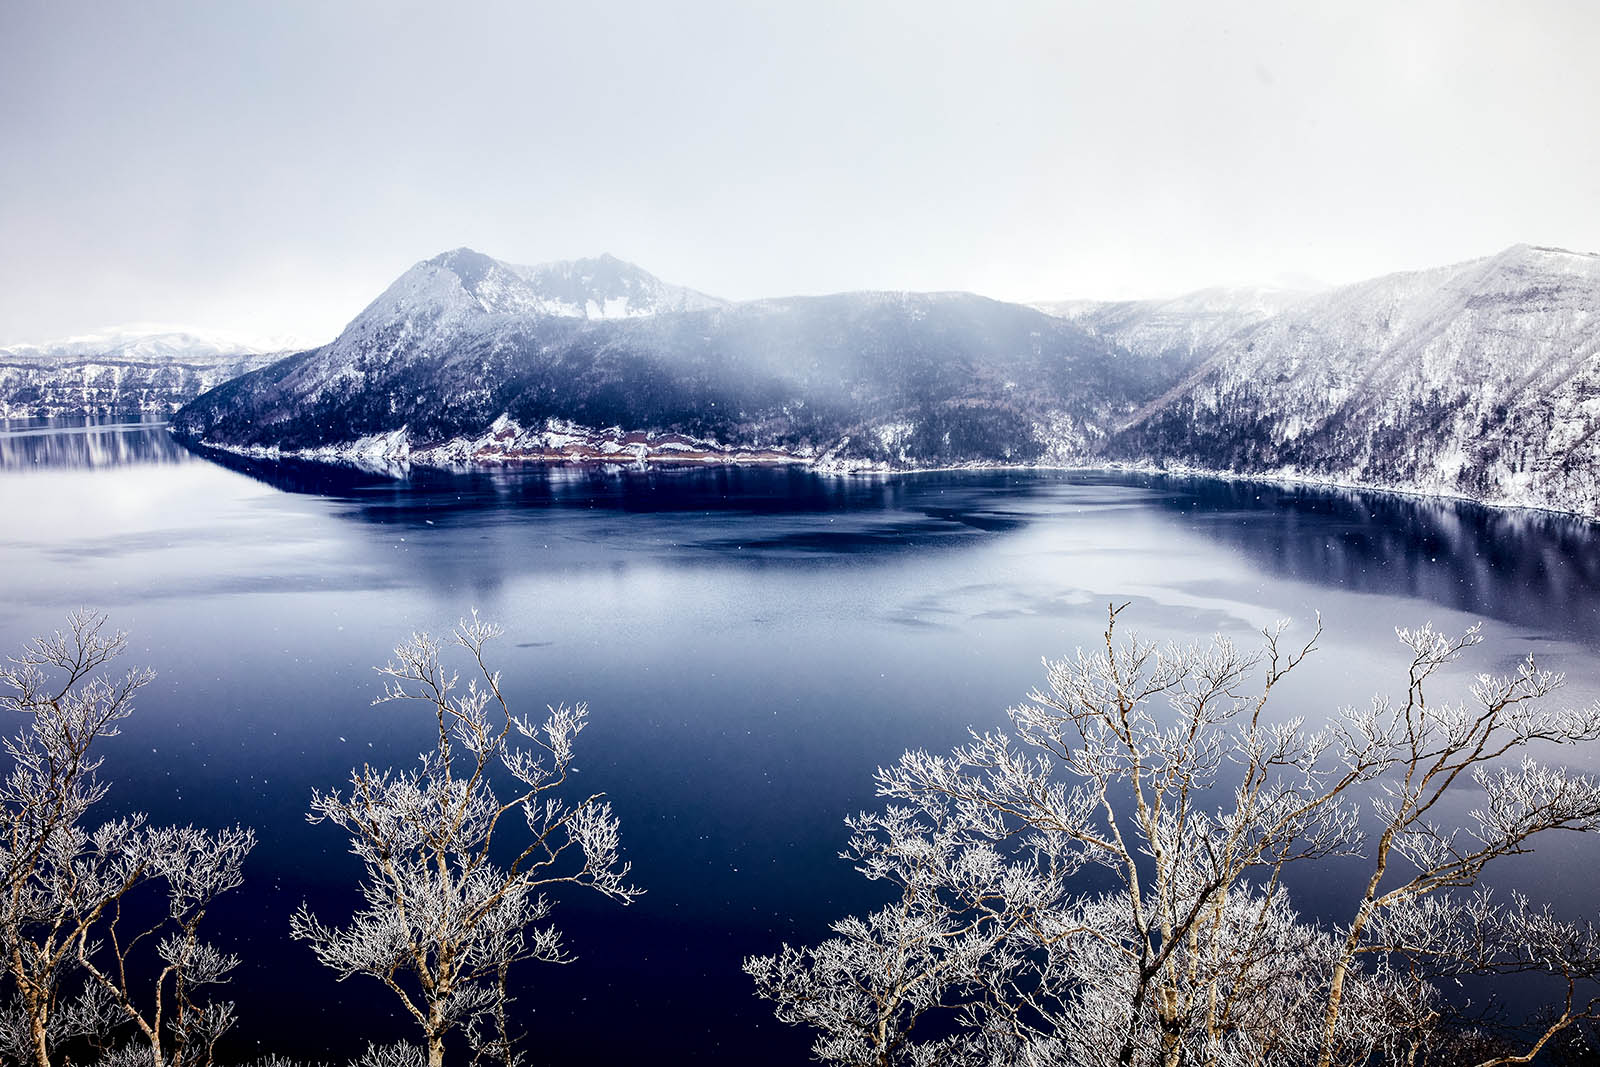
[{"x1": 2, "y1": 0, "x2": 1597, "y2": 347}]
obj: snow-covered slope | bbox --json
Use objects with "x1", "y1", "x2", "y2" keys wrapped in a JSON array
[
  {"x1": 1034, "y1": 287, "x2": 1313, "y2": 363},
  {"x1": 1116, "y1": 245, "x2": 1600, "y2": 514},
  {"x1": 266, "y1": 248, "x2": 728, "y2": 414},
  {"x1": 510, "y1": 253, "x2": 727, "y2": 318},
  {"x1": 339, "y1": 248, "x2": 725, "y2": 331},
  {"x1": 0, "y1": 327, "x2": 288, "y2": 417}
]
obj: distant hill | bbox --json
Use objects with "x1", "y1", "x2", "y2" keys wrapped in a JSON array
[{"x1": 0, "y1": 327, "x2": 288, "y2": 418}]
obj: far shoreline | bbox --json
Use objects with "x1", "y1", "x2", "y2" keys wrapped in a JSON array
[{"x1": 170, "y1": 424, "x2": 1600, "y2": 527}]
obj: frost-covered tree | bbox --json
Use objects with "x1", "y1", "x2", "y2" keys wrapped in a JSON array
[
  {"x1": 0, "y1": 611, "x2": 254, "y2": 1067},
  {"x1": 745, "y1": 798, "x2": 1075, "y2": 1067},
  {"x1": 1, "y1": 611, "x2": 150, "y2": 1066},
  {"x1": 76, "y1": 822, "x2": 256, "y2": 1067},
  {"x1": 291, "y1": 615, "x2": 640, "y2": 1067},
  {"x1": 748, "y1": 605, "x2": 1600, "y2": 1067}
]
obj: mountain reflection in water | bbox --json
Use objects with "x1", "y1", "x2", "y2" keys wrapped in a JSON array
[
  {"x1": 170, "y1": 433, "x2": 1600, "y2": 643},
  {"x1": 0, "y1": 415, "x2": 192, "y2": 469}
]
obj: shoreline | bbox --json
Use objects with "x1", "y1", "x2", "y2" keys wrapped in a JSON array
[{"x1": 172, "y1": 424, "x2": 1600, "y2": 526}]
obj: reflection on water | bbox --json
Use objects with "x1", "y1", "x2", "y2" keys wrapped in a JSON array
[
  {"x1": 190, "y1": 440, "x2": 1022, "y2": 521},
  {"x1": 178, "y1": 442, "x2": 1600, "y2": 642},
  {"x1": 0, "y1": 414, "x2": 192, "y2": 470},
  {"x1": 1142, "y1": 475, "x2": 1600, "y2": 639},
  {"x1": 189, "y1": 443, "x2": 1049, "y2": 565},
  {"x1": 4, "y1": 422, "x2": 1600, "y2": 1065}
]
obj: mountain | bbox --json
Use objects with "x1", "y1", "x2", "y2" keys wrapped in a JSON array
[
  {"x1": 1, "y1": 324, "x2": 298, "y2": 362},
  {"x1": 0, "y1": 252, "x2": 718, "y2": 422},
  {"x1": 172, "y1": 249, "x2": 1182, "y2": 468},
  {"x1": 342, "y1": 248, "x2": 727, "y2": 326},
  {"x1": 169, "y1": 243, "x2": 1600, "y2": 518},
  {"x1": 510, "y1": 252, "x2": 727, "y2": 318},
  {"x1": 1114, "y1": 244, "x2": 1600, "y2": 514},
  {"x1": 0, "y1": 327, "x2": 288, "y2": 418},
  {"x1": 1034, "y1": 287, "x2": 1313, "y2": 362}
]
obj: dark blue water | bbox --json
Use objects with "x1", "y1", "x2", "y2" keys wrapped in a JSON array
[{"x1": 4, "y1": 417, "x2": 1600, "y2": 1064}]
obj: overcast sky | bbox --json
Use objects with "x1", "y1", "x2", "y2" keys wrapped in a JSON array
[{"x1": 2, "y1": 0, "x2": 1597, "y2": 346}]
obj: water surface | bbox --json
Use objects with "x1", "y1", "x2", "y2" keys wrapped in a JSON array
[{"x1": 3, "y1": 418, "x2": 1599, "y2": 1064}]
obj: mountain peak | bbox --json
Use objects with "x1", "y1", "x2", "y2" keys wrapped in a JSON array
[
  {"x1": 508, "y1": 253, "x2": 727, "y2": 318},
  {"x1": 1471, "y1": 243, "x2": 1600, "y2": 274},
  {"x1": 380, "y1": 248, "x2": 727, "y2": 321},
  {"x1": 427, "y1": 246, "x2": 493, "y2": 268},
  {"x1": 423, "y1": 247, "x2": 504, "y2": 293},
  {"x1": 428, "y1": 245, "x2": 488, "y2": 262},
  {"x1": 331, "y1": 247, "x2": 728, "y2": 365},
  {"x1": 353, "y1": 248, "x2": 545, "y2": 321},
  {"x1": 1468, "y1": 243, "x2": 1600, "y2": 289},
  {"x1": 1504, "y1": 242, "x2": 1596, "y2": 258}
]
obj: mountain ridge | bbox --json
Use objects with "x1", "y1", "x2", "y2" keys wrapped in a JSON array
[
  {"x1": 1113, "y1": 243, "x2": 1600, "y2": 513},
  {"x1": 0, "y1": 326, "x2": 290, "y2": 418},
  {"x1": 171, "y1": 249, "x2": 1178, "y2": 469},
  {"x1": 162, "y1": 242, "x2": 1600, "y2": 518}
]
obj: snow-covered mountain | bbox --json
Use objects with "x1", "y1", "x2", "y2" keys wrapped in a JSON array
[
  {"x1": 342, "y1": 248, "x2": 725, "y2": 329},
  {"x1": 268, "y1": 249, "x2": 728, "y2": 411},
  {"x1": 1, "y1": 324, "x2": 296, "y2": 362},
  {"x1": 1035, "y1": 287, "x2": 1313, "y2": 362},
  {"x1": 0, "y1": 327, "x2": 288, "y2": 418},
  {"x1": 172, "y1": 247, "x2": 1173, "y2": 468},
  {"x1": 1115, "y1": 244, "x2": 1600, "y2": 513},
  {"x1": 0, "y1": 251, "x2": 720, "y2": 421},
  {"x1": 509, "y1": 253, "x2": 727, "y2": 318},
  {"x1": 167, "y1": 242, "x2": 1600, "y2": 518}
]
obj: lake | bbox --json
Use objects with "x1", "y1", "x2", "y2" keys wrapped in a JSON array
[{"x1": 4, "y1": 416, "x2": 1600, "y2": 1064}]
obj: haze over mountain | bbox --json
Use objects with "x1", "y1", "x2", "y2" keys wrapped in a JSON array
[
  {"x1": 171, "y1": 249, "x2": 1189, "y2": 469},
  {"x1": 509, "y1": 252, "x2": 728, "y2": 318},
  {"x1": 164, "y1": 243, "x2": 1600, "y2": 517},
  {"x1": 1033, "y1": 287, "x2": 1314, "y2": 362}
]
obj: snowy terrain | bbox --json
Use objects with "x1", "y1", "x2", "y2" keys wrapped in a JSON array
[
  {"x1": 1034, "y1": 286, "x2": 1313, "y2": 362},
  {"x1": 151, "y1": 241, "x2": 1600, "y2": 518},
  {"x1": 171, "y1": 248, "x2": 1154, "y2": 471},
  {"x1": 0, "y1": 327, "x2": 287, "y2": 417},
  {"x1": 508, "y1": 253, "x2": 728, "y2": 318},
  {"x1": 1116, "y1": 245, "x2": 1600, "y2": 514}
]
